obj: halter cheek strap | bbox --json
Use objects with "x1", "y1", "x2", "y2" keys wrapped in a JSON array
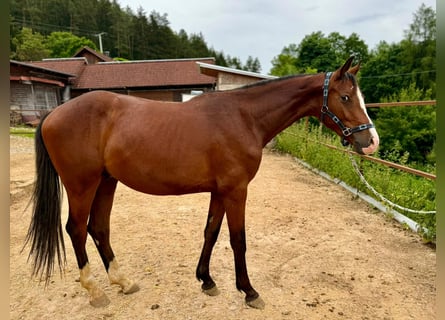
[{"x1": 320, "y1": 72, "x2": 375, "y2": 146}]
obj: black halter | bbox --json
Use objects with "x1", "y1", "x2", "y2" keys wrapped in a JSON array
[{"x1": 320, "y1": 72, "x2": 375, "y2": 146}]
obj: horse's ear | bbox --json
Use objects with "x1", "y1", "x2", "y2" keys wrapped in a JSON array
[
  {"x1": 336, "y1": 56, "x2": 355, "y2": 80},
  {"x1": 348, "y1": 61, "x2": 361, "y2": 75}
]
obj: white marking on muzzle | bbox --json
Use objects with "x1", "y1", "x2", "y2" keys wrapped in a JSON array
[{"x1": 357, "y1": 86, "x2": 379, "y2": 154}]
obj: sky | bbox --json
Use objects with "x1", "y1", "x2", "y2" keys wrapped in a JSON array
[{"x1": 117, "y1": 0, "x2": 436, "y2": 74}]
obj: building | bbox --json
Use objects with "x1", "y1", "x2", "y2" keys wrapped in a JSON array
[
  {"x1": 9, "y1": 60, "x2": 74, "y2": 125},
  {"x1": 10, "y1": 47, "x2": 275, "y2": 125}
]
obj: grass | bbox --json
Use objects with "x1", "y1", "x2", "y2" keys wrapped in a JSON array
[
  {"x1": 274, "y1": 120, "x2": 436, "y2": 243},
  {"x1": 10, "y1": 126, "x2": 36, "y2": 138}
]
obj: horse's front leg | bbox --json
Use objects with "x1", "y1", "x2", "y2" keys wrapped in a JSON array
[
  {"x1": 196, "y1": 192, "x2": 225, "y2": 296},
  {"x1": 223, "y1": 187, "x2": 265, "y2": 309}
]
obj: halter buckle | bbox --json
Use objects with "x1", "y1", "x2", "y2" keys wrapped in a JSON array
[
  {"x1": 342, "y1": 127, "x2": 353, "y2": 137},
  {"x1": 321, "y1": 105, "x2": 328, "y2": 113}
]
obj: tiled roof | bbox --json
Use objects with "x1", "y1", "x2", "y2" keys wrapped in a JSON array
[
  {"x1": 31, "y1": 58, "x2": 87, "y2": 81},
  {"x1": 78, "y1": 58, "x2": 216, "y2": 89},
  {"x1": 29, "y1": 57, "x2": 216, "y2": 89},
  {"x1": 10, "y1": 60, "x2": 77, "y2": 77}
]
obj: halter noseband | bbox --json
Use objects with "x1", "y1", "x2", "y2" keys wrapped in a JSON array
[{"x1": 320, "y1": 71, "x2": 375, "y2": 146}]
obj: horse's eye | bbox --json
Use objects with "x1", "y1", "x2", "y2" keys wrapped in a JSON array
[{"x1": 341, "y1": 95, "x2": 350, "y2": 102}]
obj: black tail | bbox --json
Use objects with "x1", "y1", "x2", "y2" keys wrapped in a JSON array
[{"x1": 24, "y1": 113, "x2": 66, "y2": 285}]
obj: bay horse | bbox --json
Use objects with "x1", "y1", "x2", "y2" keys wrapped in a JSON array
[{"x1": 25, "y1": 56, "x2": 379, "y2": 309}]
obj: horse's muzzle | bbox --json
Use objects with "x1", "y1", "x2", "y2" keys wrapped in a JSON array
[{"x1": 356, "y1": 127, "x2": 379, "y2": 155}]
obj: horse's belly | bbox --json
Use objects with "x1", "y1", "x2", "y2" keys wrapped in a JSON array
[
  {"x1": 107, "y1": 156, "x2": 215, "y2": 196},
  {"x1": 117, "y1": 174, "x2": 214, "y2": 196}
]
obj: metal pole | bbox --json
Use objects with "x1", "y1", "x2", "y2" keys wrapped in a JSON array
[
  {"x1": 95, "y1": 32, "x2": 106, "y2": 53},
  {"x1": 98, "y1": 33, "x2": 103, "y2": 53}
]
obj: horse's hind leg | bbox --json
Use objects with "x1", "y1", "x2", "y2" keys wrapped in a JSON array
[
  {"x1": 87, "y1": 175, "x2": 139, "y2": 295},
  {"x1": 196, "y1": 192, "x2": 225, "y2": 296},
  {"x1": 65, "y1": 182, "x2": 110, "y2": 307}
]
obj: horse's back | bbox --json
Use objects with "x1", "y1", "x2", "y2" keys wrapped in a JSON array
[{"x1": 42, "y1": 91, "x2": 178, "y2": 144}]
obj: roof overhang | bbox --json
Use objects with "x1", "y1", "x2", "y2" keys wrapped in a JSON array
[
  {"x1": 10, "y1": 75, "x2": 65, "y2": 87},
  {"x1": 196, "y1": 62, "x2": 277, "y2": 80},
  {"x1": 10, "y1": 60, "x2": 76, "y2": 78}
]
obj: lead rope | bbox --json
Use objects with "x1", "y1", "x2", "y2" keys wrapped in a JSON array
[{"x1": 348, "y1": 154, "x2": 436, "y2": 214}]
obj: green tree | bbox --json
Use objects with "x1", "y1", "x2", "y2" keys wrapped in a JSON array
[
  {"x1": 296, "y1": 31, "x2": 334, "y2": 72},
  {"x1": 344, "y1": 32, "x2": 369, "y2": 62},
  {"x1": 375, "y1": 84, "x2": 435, "y2": 164},
  {"x1": 175, "y1": 29, "x2": 193, "y2": 58},
  {"x1": 270, "y1": 44, "x2": 298, "y2": 76},
  {"x1": 108, "y1": 3, "x2": 133, "y2": 58},
  {"x1": 144, "y1": 11, "x2": 177, "y2": 59},
  {"x1": 360, "y1": 4, "x2": 436, "y2": 102},
  {"x1": 95, "y1": 0, "x2": 116, "y2": 55},
  {"x1": 406, "y1": 3, "x2": 436, "y2": 43},
  {"x1": 10, "y1": 0, "x2": 44, "y2": 33},
  {"x1": 46, "y1": 31, "x2": 98, "y2": 57},
  {"x1": 403, "y1": 3, "x2": 436, "y2": 97},
  {"x1": 209, "y1": 48, "x2": 229, "y2": 67},
  {"x1": 9, "y1": 15, "x2": 21, "y2": 55},
  {"x1": 129, "y1": 6, "x2": 151, "y2": 59},
  {"x1": 244, "y1": 56, "x2": 261, "y2": 73},
  {"x1": 359, "y1": 4, "x2": 436, "y2": 165},
  {"x1": 188, "y1": 32, "x2": 211, "y2": 58},
  {"x1": 226, "y1": 55, "x2": 243, "y2": 69},
  {"x1": 359, "y1": 41, "x2": 406, "y2": 103},
  {"x1": 10, "y1": 27, "x2": 50, "y2": 61},
  {"x1": 270, "y1": 31, "x2": 368, "y2": 76}
]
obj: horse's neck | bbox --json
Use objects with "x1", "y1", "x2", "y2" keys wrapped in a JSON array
[{"x1": 239, "y1": 74, "x2": 324, "y2": 146}]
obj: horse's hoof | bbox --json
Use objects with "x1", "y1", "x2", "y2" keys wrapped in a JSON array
[
  {"x1": 246, "y1": 296, "x2": 265, "y2": 309},
  {"x1": 123, "y1": 282, "x2": 140, "y2": 295},
  {"x1": 89, "y1": 292, "x2": 110, "y2": 308},
  {"x1": 202, "y1": 285, "x2": 220, "y2": 296}
]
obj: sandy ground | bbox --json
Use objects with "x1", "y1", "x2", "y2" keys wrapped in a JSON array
[{"x1": 10, "y1": 135, "x2": 436, "y2": 320}]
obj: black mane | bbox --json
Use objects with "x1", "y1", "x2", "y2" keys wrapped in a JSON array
[
  {"x1": 229, "y1": 73, "x2": 313, "y2": 91},
  {"x1": 206, "y1": 70, "x2": 358, "y2": 95}
]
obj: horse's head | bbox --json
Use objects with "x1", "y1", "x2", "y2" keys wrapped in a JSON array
[{"x1": 320, "y1": 56, "x2": 379, "y2": 155}]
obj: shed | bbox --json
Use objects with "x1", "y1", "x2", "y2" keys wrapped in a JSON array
[
  {"x1": 196, "y1": 62, "x2": 277, "y2": 91},
  {"x1": 9, "y1": 60, "x2": 74, "y2": 125}
]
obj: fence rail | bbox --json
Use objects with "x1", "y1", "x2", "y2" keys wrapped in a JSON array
[{"x1": 365, "y1": 100, "x2": 436, "y2": 108}]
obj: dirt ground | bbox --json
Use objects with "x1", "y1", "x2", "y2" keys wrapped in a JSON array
[{"x1": 9, "y1": 135, "x2": 436, "y2": 320}]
